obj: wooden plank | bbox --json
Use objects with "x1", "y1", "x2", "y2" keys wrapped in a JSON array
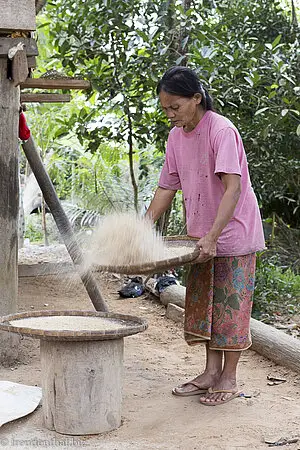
[
  {"x1": 20, "y1": 93, "x2": 71, "y2": 103},
  {"x1": 0, "y1": 0, "x2": 36, "y2": 32},
  {"x1": 0, "y1": 38, "x2": 38, "y2": 57},
  {"x1": 12, "y1": 49, "x2": 29, "y2": 86},
  {"x1": 21, "y1": 78, "x2": 91, "y2": 90},
  {"x1": 18, "y1": 262, "x2": 74, "y2": 277}
]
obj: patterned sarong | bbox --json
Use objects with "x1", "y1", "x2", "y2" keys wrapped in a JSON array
[{"x1": 184, "y1": 254, "x2": 256, "y2": 351}]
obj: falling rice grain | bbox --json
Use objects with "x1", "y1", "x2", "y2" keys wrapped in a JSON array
[{"x1": 85, "y1": 212, "x2": 167, "y2": 267}]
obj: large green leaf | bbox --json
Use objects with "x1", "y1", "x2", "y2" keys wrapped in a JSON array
[{"x1": 227, "y1": 294, "x2": 241, "y2": 311}]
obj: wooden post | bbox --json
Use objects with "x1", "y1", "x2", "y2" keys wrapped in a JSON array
[
  {"x1": 40, "y1": 338, "x2": 124, "y2": 435},
  {"x1": 0, "y1": 58, "x2": 20, "y2": 363}
]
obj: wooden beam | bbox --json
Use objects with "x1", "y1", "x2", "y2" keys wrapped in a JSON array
[
  {"x1": 12, "y1": 49, "x2": 29, "y2": 87},
  {"x1": 21, "y1": 78, "x2": 91, "y2": 90},
  {"x1": 20, "y1": 93, "x2": 71, "y2": 103},
  {"x1": 0, "y1": 0, "x2": 36, "y2": 32},
  {"x1": 0, "y1": 38, "x2": 38, "y2": 58}
]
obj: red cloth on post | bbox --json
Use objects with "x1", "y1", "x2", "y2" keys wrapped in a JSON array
[{"x1": 19, "y1": 112, "x2": 31, "y2": 141}]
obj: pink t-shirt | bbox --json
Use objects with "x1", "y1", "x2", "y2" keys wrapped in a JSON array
[{"x1": 158, "y1": 110, "x2": 265, "y2": 256}]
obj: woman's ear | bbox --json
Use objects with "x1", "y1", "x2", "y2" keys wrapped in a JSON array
[{"x1": 193, "y1": 93, "x2": 202, "y2": 105}]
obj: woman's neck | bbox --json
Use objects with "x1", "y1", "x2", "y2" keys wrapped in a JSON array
[{"x1": 183, "y1": 108, "x2": 206, "y2": 133}]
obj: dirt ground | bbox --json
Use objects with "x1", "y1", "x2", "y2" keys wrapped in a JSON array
[{"x1": 0, "y1": 248, "x2": 299, "y2": 450}]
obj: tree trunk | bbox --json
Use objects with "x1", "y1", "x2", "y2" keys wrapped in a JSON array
[
  {"x1": 41, "y1": 338, "x2": 123, "y2": 435},
  {"x1": 157, "y1": 205, "x2": 172, "y2": 236},
  {"x1": 127, "y1": 110, "x2": 139, "y2": 212},
  {"x1": 250, "y1": 318, "x2": 300, "y2": 374}
]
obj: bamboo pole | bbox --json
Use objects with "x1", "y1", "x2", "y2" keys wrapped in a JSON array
[{"x1": 21, "y1": 136, "x2": 108, "y2": 312}]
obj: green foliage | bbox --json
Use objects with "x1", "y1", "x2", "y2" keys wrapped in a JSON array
[
  {"x1": 42, "y1": 0, "x2": 299, "y2": 224},
  {"x1": 24, "y1": 214, "x2": 60, "y2": 244},
  {"x1": 24, "y1": 218, "x2": 44, "y2": 243},
  {"x1": 264, "y1": 215, "x2": 300, "y2": 273},
  {"x1": 253, "y1": 252, "x2": 300, "y2": 317},
  {"x1": 44, "y1": 0, "x2": 180, "y2": 209},
  {"x1": 187, "y1": 0, "x2": 300, "y2": 225}
]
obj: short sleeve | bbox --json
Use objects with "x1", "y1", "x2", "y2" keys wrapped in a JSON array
[
  {"x1": 158, "y1": 137, "x2": 182, "y2": 191},
  {"x1": 213, "y1": 127, "x2": 242, "y2": 176}
]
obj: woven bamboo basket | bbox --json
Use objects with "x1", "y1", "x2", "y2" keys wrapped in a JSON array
[
  {"x1": 0, "y1": 310, "x2": 148, "y2": 341},
  {"x1": 92, "y1": 235, "x2": 200, "y2": 275}
]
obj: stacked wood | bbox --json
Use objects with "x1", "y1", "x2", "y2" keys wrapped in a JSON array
[{"x1": 145, "y1": 279, "x2": 300, "y2": 373}]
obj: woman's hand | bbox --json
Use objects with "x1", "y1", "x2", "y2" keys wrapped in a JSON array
[{"x1": 194, "y1": 234, "x2": 217, "y2": 263}]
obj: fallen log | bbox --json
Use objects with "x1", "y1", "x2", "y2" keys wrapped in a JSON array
[
  {"x1": 145, "y1": 280, "x2": 300, "y2": 373},
  {"x1": 249, "y1": 319, "x2": 300, "y2": 373}
]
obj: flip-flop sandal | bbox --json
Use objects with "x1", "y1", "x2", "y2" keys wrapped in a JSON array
[
  {"x1": 199, "y1": 388, "x2": 243, "y2": 406},
  {"x1": 172, "y1": 380, "x2": 208, "y2": 397}
]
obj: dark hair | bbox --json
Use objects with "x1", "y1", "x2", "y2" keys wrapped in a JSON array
[{"x1": 157, "y1": 66, "x2": 213, "y2": 111}]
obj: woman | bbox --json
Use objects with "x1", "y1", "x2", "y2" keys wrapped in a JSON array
[{"x1": 146, "y1": 66, "x2": 265, "y2": 406}]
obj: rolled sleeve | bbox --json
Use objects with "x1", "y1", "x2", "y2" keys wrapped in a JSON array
[
  {"x1": 213, "y1": 127, "x2": 242, "y2": 176},
  {"x1": 158, "y1": 138, "x2": 181, "y2": 191}
]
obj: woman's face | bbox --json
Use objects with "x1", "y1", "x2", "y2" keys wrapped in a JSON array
[{"x1": 159, "y1": 90, "x2": 203, "y2": 131}]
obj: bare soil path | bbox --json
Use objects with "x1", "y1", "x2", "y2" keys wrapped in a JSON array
[{"x1": 0, "y1": 248, "x2": 299, "y2": 449}]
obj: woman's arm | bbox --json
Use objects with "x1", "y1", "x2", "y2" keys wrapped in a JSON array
[
  {"x1": 145, "y1": 187, "x2": 176, "y2": 223},
  {"x1": 196, "y1": 173, "x2": 241, "y2": 262}
]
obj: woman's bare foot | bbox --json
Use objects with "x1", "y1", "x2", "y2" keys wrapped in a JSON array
[
  {"x1": 199, "y1": 376, "x2": 238, "y2": 404},
  {"x1": 173, "y1": 371, "x2": 221, "y2": 395}
]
